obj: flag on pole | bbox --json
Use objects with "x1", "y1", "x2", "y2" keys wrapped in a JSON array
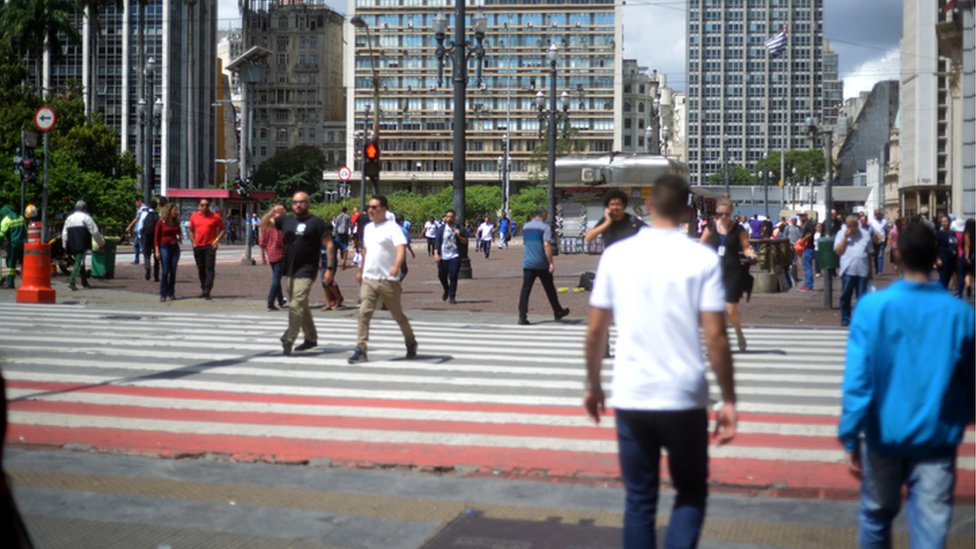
[{"x1": 764, "y1": 24, "x2": 788, "y2": 56}]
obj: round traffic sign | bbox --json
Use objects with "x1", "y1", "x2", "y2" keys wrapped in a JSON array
[
  {"x1": 34, "y1": 106, "x2": 56, "y2": 132},
  {"x1": 337, "y1": 166, "x2": 352, "y2": 182}
]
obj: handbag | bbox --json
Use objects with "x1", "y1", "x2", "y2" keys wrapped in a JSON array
[{"x1": 793, "y1": 235, "x2": 808, "y2": 256}]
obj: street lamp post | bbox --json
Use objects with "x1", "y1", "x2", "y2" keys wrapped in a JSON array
[
  {"x1": 536, "y1": 44, "x2": 571, "y2": 255},
  {"x1": 500, "y1": 129, "x2": 511, "y2": 216},
  {"x1": 141, "y1": 57, "x2": 156, "y2": 205},
  {"x1": 805, "y1": 116, "x2": 834, "y2": 308},
  {"x1": 433, "y1": 10, "x2": 487, "y2": 278},
  {"x1": 350, "y1": 16, "x2": 382, "y2": 202}
]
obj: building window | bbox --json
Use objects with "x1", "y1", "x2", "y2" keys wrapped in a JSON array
[
  {"x1": 624, "y1": 135, "x2": 632, "y2": 147},
  {"x1": 624, "y1": 118, "x2": 632, "y2": 129}
]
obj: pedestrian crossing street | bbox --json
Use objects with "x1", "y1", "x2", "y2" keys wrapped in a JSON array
[{"x1": 0, "y1": 302, "x2": 972, "y2": 497}]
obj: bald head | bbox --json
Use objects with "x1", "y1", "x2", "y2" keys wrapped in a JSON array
[{"x1": 291, "y1": 192, "x2": 310, "y2": 217}]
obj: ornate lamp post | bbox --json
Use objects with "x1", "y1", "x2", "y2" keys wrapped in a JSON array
[
  {"x1": 805, "y1": 115, "x2": 835, "y2": 308},
  {"x1": 536, "y1": 44, "x2": 572, "y2": 255}
]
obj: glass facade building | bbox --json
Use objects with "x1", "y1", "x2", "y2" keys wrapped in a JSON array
[
  {"x1": 685, "y1": 0, "x2": 825, "y2": 185},
  {"x1": 346, "y1": 0, "x2": 622, "y2": 192}
]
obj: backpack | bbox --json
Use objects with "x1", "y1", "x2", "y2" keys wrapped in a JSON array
[
  {"x1": 141, "y1": 210, "x2": 159, "y2": 243},
  {"x1": 578, "y1": 271, "x2": 595, "y2": 292}
]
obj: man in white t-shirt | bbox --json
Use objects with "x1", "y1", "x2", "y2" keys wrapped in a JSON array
[
  {"x1": 584, "y1": 174, "x2": 737, "y2": 548},
  {"x1": 476, "y1": 216, "x2": 494, "y2": 259},
  {"x1": 349, "y1": 195, "x2": 417, "y2": 364}
]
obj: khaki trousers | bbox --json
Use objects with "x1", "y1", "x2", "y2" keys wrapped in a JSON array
[
  {"x1": 282, "y1": 276, "x2": 317, "y2": 345},
  {"x1": 357, "y1": 278, "x2": 415, "y2": 352}
]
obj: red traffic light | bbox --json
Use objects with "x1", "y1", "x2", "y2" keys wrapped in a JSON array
[{"x1": 364, "y1": 142, "x2": 379, "y2": 160}]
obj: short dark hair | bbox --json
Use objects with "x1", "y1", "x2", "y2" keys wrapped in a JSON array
[
  {"x1": 650, "y1": 175, "x2": 690, "y2": 220},
  {"x1": 370, "y1": 195, "x2": 388, "y2": 209},
  {"x1": 603, "y1": 189, "x2": 629, "y2": 208},
  {"x1": 341, "y1": 207, "x2": 347, "y2": 213},
  {"x1": 898, "y1": 222, "x2": 937, "y2": 274},
  {"x1": 445, "y1": 209, "x2": 456, "y2": 216}
]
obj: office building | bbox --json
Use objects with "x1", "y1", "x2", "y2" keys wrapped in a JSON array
[
  {"x1": 26, "y1": 1, "x2": 218, "y2": 193},
  {"x1": 822, "y1": 41, "x2": 843, "y2": 125},
  {"x1": 240, "y1": 0, "x2": 346, "y2": 175},
  {"x1": 685, "y1": 0, "x2": 825, "y2": 185},
  {"x1": 346, "y1": 0, "x2": 622, "y2": 194},
  {"x1": 899, "y1": 0, "x2": 973, "y2": 217}
]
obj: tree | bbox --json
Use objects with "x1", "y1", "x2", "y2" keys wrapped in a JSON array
[
  {"x1": 252, "y1": 145, "x2": 327, "y2": 198},
  {"x1": 0, "y1": 0, "x2": 82, "y2": 91},
  {"x1": 528, "y1": 127, "x2": 585, "y2": 185},
  {"x1": 55, "y1": 117, "x2": 137, "y2": 178},
  {"x1": 708, "y1": 165, "x2": 757, "y2": 186},
  {"x1": 755, "y1": 149, "x2": 825, "y2": 184}
]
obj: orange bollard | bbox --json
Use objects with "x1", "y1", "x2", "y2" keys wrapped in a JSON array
[
  {"x1": 16, "y1": 241, "x2": 56, "y2": 304},
  {"x1": 26, "y1": 220, "x2": 41, "y2": 243}
]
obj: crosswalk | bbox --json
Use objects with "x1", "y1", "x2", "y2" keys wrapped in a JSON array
[{"x1": 0, "y1": 302, "x2": 972, "y2": 497}]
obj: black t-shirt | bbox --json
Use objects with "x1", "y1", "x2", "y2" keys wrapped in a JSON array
[
  {"x1": 594, "y1": 213, "x2": 646, "y2": 248},
  {"x1": 276, "y1": 214, "x2": 328, "y2": 278}
]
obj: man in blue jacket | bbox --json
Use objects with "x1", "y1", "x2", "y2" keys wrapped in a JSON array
[{"x1": 839, "y1": 221, "x2": 975, "y2": 548}]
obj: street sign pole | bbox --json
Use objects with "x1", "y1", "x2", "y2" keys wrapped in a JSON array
[{"x1": 34, "y1": 106, "x2": 56, "y2": 242}]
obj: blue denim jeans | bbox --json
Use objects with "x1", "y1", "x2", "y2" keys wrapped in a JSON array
[
  {"x1": 858, "y1": 443, "x2": 956, "y2": 549},
  {"x1": 159, "y1": 244, "x2": 180, "y2": 298},
  {"x1": 840, "y1": 274, "x2": 869, "y2": 326},
  {"x1": 802, "y1": 248, "x2": 815, "y2": 290},
  {"x1": 875, "y1": 244, "x2": 886, "y2": 275},
  {"x1": 616, "y1": 409, "x2": 708, "y2": 549},
  {"x1": 267, "y1": 260, "x2": 284, "y2": 308}
]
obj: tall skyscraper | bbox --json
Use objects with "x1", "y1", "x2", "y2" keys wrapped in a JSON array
[
  {"x1": 240, "y1": 0, "x2": 346, "y2": 176},
  {"x1": 25, "y1": 1, "x2": 218, "y2": 193},
  {"x1": 346, "y1": 0, "x2": 622, "y2": 194},
  {"x1": 685, "y1": 0, "x2": 825, "y2": 186},
  {"x1": 822, "y1": 41, "x2": 843, "y2": 125}
]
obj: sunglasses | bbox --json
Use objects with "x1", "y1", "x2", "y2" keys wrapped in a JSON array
[{"x1": 367, "y1": 205, "x2": 380, "y2": 210}]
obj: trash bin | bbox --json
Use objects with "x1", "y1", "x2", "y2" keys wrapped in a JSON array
[
  {"x1": 817, "y1": 237, "x2": 839, "y2": 270},
  {"x1": 90, "y1": 239, "x2": 118, "y2": 279}
]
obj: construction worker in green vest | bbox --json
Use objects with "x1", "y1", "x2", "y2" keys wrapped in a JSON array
[{"x1": 0, "y1": 206, "x2": 27, "y2": 288}]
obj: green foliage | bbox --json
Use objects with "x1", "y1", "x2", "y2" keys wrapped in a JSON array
[
  {"x1": 529, "y1": 127, "x2": 585, "y2": 185},
  {"x1": 0, "y1": 0, "x2": 83, "y2": 89},
  {"x1": 23, "y1": 150, "x2": 137, "y2": 236},
  {"x1": 252, "y1": 145, "x2": 327, "y2": 198},
  {"x1": 755, "y1": 149, "x2": 825, "y2": 183},
  {"x1": 708, "y1": 165, "x2": 758, "y2": 186},
  {"x1": 55, "y1": 117, "x2": 136, "y2": 178},
  {"x1": 306, "y1": 185, "x2": 550, "y2": 230}
]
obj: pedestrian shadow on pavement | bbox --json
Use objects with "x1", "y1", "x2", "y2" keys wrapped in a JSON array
[
  {"x1": 422, "y1": 509, "x2": 619, "y2": 549},
  {"x1": 732, "y1": 349, "x2": 788, "y2": 355},
  {"x1": 7, "y1": 350, "x2": 283, "y2": 402},
  {"x1": 390, "y1": 354, "x2": 453, "y2": 364}
]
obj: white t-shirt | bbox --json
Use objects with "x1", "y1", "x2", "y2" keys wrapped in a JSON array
[
  {"x1": 362, "y1": 219, "x2": 407, "y2": 281},
  {"x1": 589, "y1": 227, "x2": 726, "y2": 411},
  {"x1": 477, "y1": 222, "x2": 494, "y2": 241},
  {"x1": 424, "y1": 221, "x2": 438, "y2": 239}
]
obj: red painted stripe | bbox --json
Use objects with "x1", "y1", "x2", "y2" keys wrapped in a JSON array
[
  {"x1": 6, "y1": 424, "x2": 974, "y2": 501},
  {"x1": 11, "y1": 400, "x2": 976, "y2": 456}
]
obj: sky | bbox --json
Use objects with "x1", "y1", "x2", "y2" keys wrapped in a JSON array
[{"x1": 217, "y1": 0, "x2": 903, "y2": 100}]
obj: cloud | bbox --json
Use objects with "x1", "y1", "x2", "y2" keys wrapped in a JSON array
[
  {"x1": 841, "y1": 46, "x2": 899, "y2": 99},
  {"x1": 621, "y1": 3, "x2": 687, "y2": 90}
]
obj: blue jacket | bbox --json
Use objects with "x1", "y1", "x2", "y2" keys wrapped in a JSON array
[
  {"x1": 433, "y1": 223, "x2": 466, "y2": 257},
  {"x1": 838, "y1": 280, "x2": 975, "y2": 457}
]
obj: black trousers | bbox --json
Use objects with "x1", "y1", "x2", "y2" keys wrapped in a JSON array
[
  {"x1": 437, "y1": 257, "x2": 460, "y2": 300},
  {"x1": 518, "y1": 268, "x2": 562, "y2": 321},
  {"x1": 193, "y1": 245, "x2": 216, "y2": 294},
  {"x1": 143, "y1": 242, "x2": 160, "y2": 280}
]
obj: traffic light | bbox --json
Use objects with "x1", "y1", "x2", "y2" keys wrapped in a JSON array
[{"x1": 364, "y1": 140, "x2": 380, "y2": 179}]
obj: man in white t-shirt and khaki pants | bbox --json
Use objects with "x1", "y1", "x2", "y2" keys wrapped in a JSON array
[
  {"x1": 349, "y1": 195, "x2": 418, "y2": 364},
  {"x1": 584, "y1": 175, "x2": 738, "y2": 548}
]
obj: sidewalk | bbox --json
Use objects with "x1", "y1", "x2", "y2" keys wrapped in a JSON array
[
  {"x1": 11, "y1": 449, "x2": 974, "y2": 549},
  {"x1": 12, "y1": 243, "x2": 889, "y2": 327}
]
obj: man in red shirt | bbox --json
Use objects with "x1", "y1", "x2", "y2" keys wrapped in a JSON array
[{"x1": 188, "y1": 199, "x2": 225, "y2": 300}]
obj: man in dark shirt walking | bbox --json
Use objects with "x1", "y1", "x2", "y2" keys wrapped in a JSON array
[
  {"x1": 261, "y1": 191, "x2": 328, "y2": 356},
  {"x1": 584, "y1": 189, "x2": 646, "y2": 249},
  {"x1": 518, "y1": 207, "x2": 569, "y2": 325}
]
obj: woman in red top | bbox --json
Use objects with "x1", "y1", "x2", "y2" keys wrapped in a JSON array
[
  {"x1": 259, "y1": 204, "x2": 287, "y2": 311},
  {"x1": 154, "y1": 203, "x2": 182, "y2": 302}
]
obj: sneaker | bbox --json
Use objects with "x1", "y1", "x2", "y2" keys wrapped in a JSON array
[
  {"x1": 267, "y1": 306, "x2": 279, "y2": 312},
  {"x1": 517, "y1": 318, "x2": 530, "y2": 326},
  {"x1": 441, "y1": 290, "x2": 449, "y2": 301},
  {"x1": 160, "y1": 296, "x2": 166, "y2": 302},
  {"x1": 348, "y1": 347, "x2": 368, "y2": 364},
  {"x1": 554, "y1": 307, "x2": 570, "y2": 321},
  {"x1": 797, "y1": 286, "x2": 812, "y2": 292},
  {"x1": 145, "y1": 270, "x2": 151, "y2": 281},
  {"x1": 281, "y1": 339, "x2": 293, "y2": 356},
  {"x1": 294, "y1": 340, "x2": 317, "y2": 352},
  {"x1": 405, "y1": 341, "x2": 418, "y2": 359},
  {"x1": 67, "y1": 282, "x2": 78, "y2": 291},
  {"x1": 449, "y1": 298, "x2": 457, "y2": 304}
]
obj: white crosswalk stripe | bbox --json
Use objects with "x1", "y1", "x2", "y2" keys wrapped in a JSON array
[{"x1": 0, "y1": 302, "x2": 971, "y2": 492}]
